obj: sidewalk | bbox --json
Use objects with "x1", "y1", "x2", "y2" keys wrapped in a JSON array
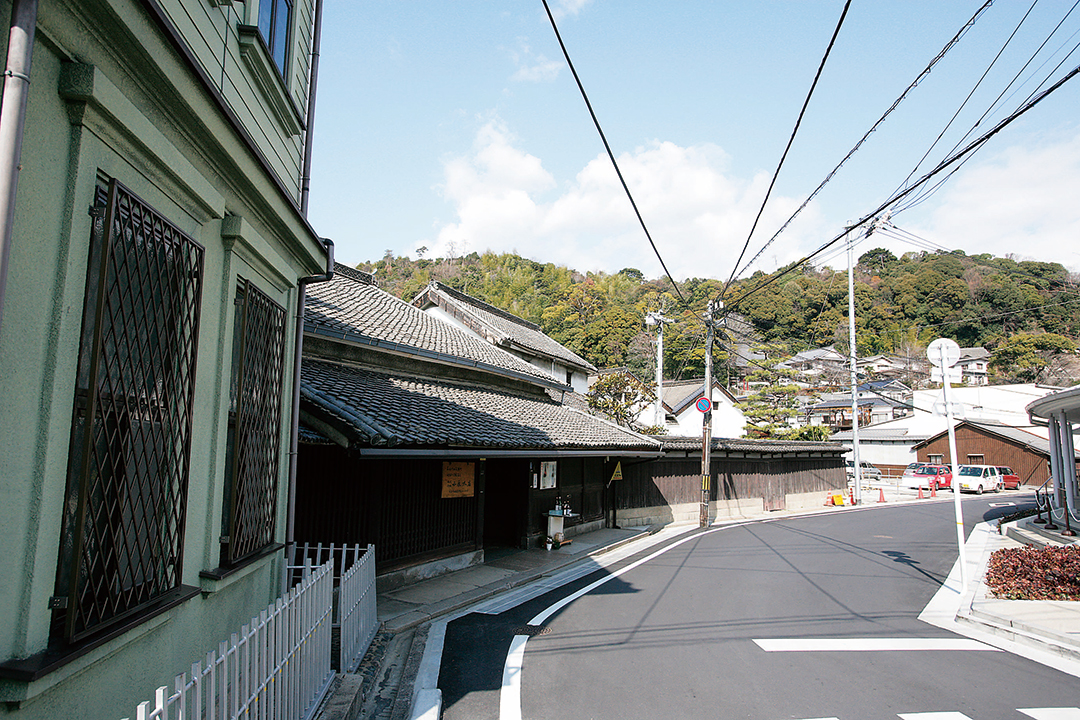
[{"x1": 317, "y1": 488, "x2": 1080, "y2": 720}]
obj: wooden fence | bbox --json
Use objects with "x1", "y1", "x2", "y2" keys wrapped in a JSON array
[{"x1": 123, "y1": 544, "x2": 378, "y2": 720}]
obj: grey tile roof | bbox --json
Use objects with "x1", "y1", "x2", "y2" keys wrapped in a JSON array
[
  {"x1": 301, "y1": 358, "x2": 661, "y2": 452},
  {"x1": 660, "y1": 436, "x2": 846, "y2": 454},
  {"x1": 414, "y1": 282, "x2": 596, "y2": 373},
  {"x1": 305, "y1": 265, "x2": 565, "y2": 388}
]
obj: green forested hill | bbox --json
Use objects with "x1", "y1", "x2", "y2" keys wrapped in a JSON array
[{"x1": 358, "y1": 248, "x2": 1080, "y2": 385}]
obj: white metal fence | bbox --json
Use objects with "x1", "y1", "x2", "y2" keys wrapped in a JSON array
[
  {"x1": 123, "y1": 544, "x2": 378, "y2": 720},
  {"x1": 291, "y1": 543, "x2": 378, "y2": 673},
  {"x1": 124, "y1": 559, "x2": 334, "y2": 720}
]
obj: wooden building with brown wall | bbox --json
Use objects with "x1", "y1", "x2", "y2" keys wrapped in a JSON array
[{"x1": 911, "y1": 420, "x2": 1079, "y2": 487}]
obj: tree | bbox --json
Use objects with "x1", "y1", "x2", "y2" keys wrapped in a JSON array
[
  {"x1": 990, "y1": 332, "x2": 1077, "y2": 383},
  {"x1": 737, "y1": 368, "x2": 801, "y2": 438},
  {"x1": 586, "y1": 371, "x2": 654, "y2": 428}
]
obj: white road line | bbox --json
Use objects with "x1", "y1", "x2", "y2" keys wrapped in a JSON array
[
  {"x1": 1019, "y1": 709, "x2": 1080, "y2": 720},
  {"x1": 753, "y1": 638, "x2": 1000, "y2": 652},
  {"x1": 498, "y1": 522, "x2": 754, "y2": 719},
  {"x1": 898, "y1": 713, "x2": 972, "y2": 719},
  {"x1": 500, "y1": 635, "x2": 528, "y2": 720}
]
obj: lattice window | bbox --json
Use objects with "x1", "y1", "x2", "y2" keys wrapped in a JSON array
[
  {"x1": 221, "y1": 279, "x2": 287, "y2": 566},
  {"x1": 57, "y1": 178, "x2": 204, "y2": 642}
]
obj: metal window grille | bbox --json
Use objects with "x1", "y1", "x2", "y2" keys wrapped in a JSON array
[
  {"x1": 222, "y1": 280, "x2": 287, "y2": 565},
  {"x1": 58, "y1": 178, "x2": 204, "y2": 642}
]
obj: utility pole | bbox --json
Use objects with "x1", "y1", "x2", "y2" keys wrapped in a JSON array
[
  {"x1": 700, "y1": 301, "x2": 718, "y2": 527},
  {"x1": 846, "y1": 223, "x2": 862, "y2": 505},
  {"x1": 646, "y1": 311, "x2": 670, "y2": 429}
]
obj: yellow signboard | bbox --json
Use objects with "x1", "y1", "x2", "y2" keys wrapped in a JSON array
[
  {"x1": 442, "y1": 461, "x2": 475, "y2": 498},
  {"x1": 610, "y1": 461, "x2": 623, "y2": 482}
]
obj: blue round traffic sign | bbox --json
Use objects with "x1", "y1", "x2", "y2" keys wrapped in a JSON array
[{"x1": 695, "y1": 396, "x2": 712, "y2": 413}]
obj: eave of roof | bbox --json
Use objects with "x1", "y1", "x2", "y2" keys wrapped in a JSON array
[
  {"x1": 305, "y1": 267, "x2": 569, "y2": 392},
  {"x1": 417, "y1": 282, "x2": 597, "y2": 373},
  {"x1": 300, "y1": 359, "x2": 662, "y2": 456}
]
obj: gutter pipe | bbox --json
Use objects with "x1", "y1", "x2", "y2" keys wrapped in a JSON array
[
  {"x1": 283, "y1": 240, "x2": 333, "y2": 594},
  {"x1": 0, "y1": 0, "x2": 37, "y2": 335},
  {"x1": 283, "y1": 0, "x2": 329, "y2": 592},
  {"x1": 299, "y1": 0, "x2": 323, "y2": 215}
]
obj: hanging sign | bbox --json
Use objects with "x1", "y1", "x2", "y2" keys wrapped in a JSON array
[
  {"x1": 696, "y1": 396, "x2": 712, "y2": 413},
  {"x1": 441, "y1": 461, "x2": 475, "y2": 498},
  {"x1": 610, "y1": 461, "x2": 623, "y2": 482}
]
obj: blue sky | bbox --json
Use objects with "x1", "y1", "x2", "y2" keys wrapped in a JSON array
[{"x1": 307, "y1": 1, "x2": 1080, "y2": 281}]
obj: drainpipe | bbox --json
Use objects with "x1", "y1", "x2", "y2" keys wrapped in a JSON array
[
  {"x1": 299, "y1": 0, "x2": 323, "y2": 215},
  {"x1": 0, "y1": 0, "x2": 37, "y2": 334},
  {"x1": 283, "y1": 239, "x2": 333, "y2": 593}
]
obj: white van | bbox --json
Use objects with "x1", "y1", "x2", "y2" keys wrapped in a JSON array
[{"x1": 956, "y1": 465, "x2": 1002, "y2": 494}]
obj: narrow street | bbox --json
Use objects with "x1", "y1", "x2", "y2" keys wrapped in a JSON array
[{"x1": 438, "y1": 499, "x2": 1080, "y2": 719}]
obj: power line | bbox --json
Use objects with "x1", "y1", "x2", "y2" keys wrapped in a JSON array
[
  {"x1": 721, "y1": 57, "x2": 1080, "y2": 319},
  {"x1": 723, "y1": 0, "x2": 852, "y2": 295},
  {"x1": 728, "y1": 1, "x2": 996, "y2": 285},
  {"x1": 540, "y1": 0, "x2": 685, "y2": 304}
]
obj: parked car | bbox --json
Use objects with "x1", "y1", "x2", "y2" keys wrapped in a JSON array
[
  {"x1": 995, "y1": 466, "x2": 1021, "y2": 490},
  {"x1": 846, "y1": 460, "x2": 882, "y2": 481},
  {"x1": 901, "y1": 462, "x2": 927, "y2": 484},
  {"x1": 911, "y1": 464, "x2": 952, "y2": 490},
  {"x1": 957, "y1": 465, "x2": 1002, "y2": 494}
]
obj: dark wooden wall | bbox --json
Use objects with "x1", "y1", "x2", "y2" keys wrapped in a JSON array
[
  {"x1": 617, "y1": 455, "x2": 844, "y2": 512},
  {"x1": 295, "y1": 446, "x2": 480, "y2": 573}
]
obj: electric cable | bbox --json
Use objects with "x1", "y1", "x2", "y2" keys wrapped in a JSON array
[
  {"x1": 893, "y1": 0, "x2": 1042, "y2": 201},
  {"x1": 722, "y1": 58, "x2": 1080, "y2": 319},
  {"x1": 726, "y1": 1, "x2": 995, "y2": 287},
  {"x1": 723, "y1": 0, "x2": 853, "y2": 293},
  {"x1": 540, "y1": 0, "x2": 686, "y2": 304}
]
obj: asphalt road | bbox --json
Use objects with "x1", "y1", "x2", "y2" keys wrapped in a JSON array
[{"x1": 439, "y1": 495, "x2": 1079, "y2": 720}]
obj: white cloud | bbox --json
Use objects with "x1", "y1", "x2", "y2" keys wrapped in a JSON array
[
  {"x1": 552, "y1": 0, "x2": 593, "y2": 19},
  {"x1": 911, "y1": 128, "x2": 1080, "y2": 271},
  {"x1": 427, "y1": 120, "x2": 826, "y2": 280},
  {"x1": 508, "y1": 38, "x2": 561, "y2": 83}
]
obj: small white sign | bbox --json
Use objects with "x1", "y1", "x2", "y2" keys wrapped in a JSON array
[{"x1": 927, "y1": 338, "x2": 961, "y2": 367}]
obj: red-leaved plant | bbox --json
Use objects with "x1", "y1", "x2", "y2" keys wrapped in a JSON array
[{"x1": 985, "y1": 545, "x2": 1080, "y2": 601}]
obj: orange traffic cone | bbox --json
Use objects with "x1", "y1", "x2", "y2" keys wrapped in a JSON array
[
  {"x1": 918, "y1": 485, "x2": 925, "y2": 499},
  {"x1": 825, "y1": 494, "x2": 834, "y2": 506},
  {"x1": 849, "y1": 488, "x2": 856, "y2": 505},
  {"x1": 931, "y1": 481, "x2": 937, "y2": 498},
  {"x1": 878, "y1": 487, "x2": 886, "y2": 503}
]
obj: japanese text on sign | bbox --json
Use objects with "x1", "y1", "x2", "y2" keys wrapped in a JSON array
[{"x1": 442, "y1": 461, "x2": 475, "y2": 498}]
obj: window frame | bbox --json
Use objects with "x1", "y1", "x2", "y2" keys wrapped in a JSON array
[
  {"x1": 257, "y1": 0, "x2": 294, "y2": 78},
  {"x1": 219, "y1": 278, "x2": 288, "y2": 568},
  {"x1": 54, "y1": 177, "x2": 205, "y2": 644}
]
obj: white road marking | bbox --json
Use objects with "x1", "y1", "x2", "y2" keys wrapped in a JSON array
[
  {"x1": 499, "y1": 635, "x2": 528, "y2": 720},
  {"x1": 753, "y1": 637, "x2": 1000, "y2": 652},
  {"x1": 898, "y1": 714, "x2": 972, "y2": 719},
  {"x1": 1019, "y1": 710, "x2": 1080, "y2": 720}
]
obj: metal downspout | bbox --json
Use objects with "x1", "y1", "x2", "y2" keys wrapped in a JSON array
[
  {"x1": 283, "y1": 240, "x2": 333, "y2": 593},
  {"x1": 0, "y1": 0, "x2": 37, "y2": 334},
  {"x1": 299, "y1": 0, "x2": 323, "y2": 215}
]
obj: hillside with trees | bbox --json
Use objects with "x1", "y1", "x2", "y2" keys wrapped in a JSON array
[{"x1": 358, "y1": 247, "x2": 1080, "y2": 387}]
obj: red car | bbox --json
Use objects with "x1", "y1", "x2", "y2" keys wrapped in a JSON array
[
  {"x1": 995, "y1": 466, "x2": 1022, "y2": 490},
  {"x1": 912, "y1": 464, "x2": 952, "y2": 490}
]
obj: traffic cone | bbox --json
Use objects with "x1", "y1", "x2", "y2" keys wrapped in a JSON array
[
  {"x1": 825, "y1": 493, "x2": 834, "y2": 506},
  {"x1": 931, "y1": 481, "x2": 937, "y2": 498},
  {"x1": 918, "y1": 485, "x2": 925, "y2": 499},
  {"x1": 878, "y1": 487, "x2": 886, "y2": 503},
  {"x1": 849, "y1": 488, "x2": 856, "y2": 505}
]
